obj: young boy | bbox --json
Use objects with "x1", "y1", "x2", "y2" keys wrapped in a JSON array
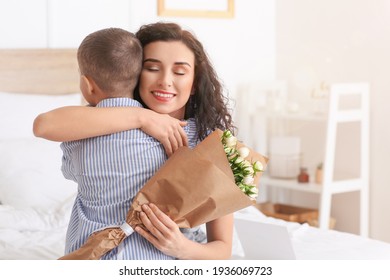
[{"x1": 60, "y1": 28, "x2": 196, "y2": 260}]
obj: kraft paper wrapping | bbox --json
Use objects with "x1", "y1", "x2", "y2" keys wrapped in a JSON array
[{"x1": 59, "y1": 129, "x2": 268, "y2": 260}]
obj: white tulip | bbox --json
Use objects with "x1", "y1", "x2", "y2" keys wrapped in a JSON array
[
  {"x1": 248, "y1": 187, "x2": 258, "y2": 199},
  {"x1": 238, "y1": 147, "x2": 250, "y2": 158},
  {"x1": 234, "y1": 156, "x2": 244, "y2": 164},
  {"x1": 224, "y1": 147, "x2": 235, "y2": 156},
  {"x1": 253, "y1": 161, "x2": 263, "y2": 172},
  {"x1": 225, "y1": 135, "x2": 237, "y2": 148},
  {"x1": 243, "y1": 176, "x2": 254, "y2": 185},
  {"x1": 244, "y1": 165, "x2": 254, "y2": 175}
]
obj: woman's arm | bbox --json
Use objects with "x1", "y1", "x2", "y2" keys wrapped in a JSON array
[
  {"x1": 136, "y1": 203, "x2": 233, "y2": 259},
  {"x1": 33, "y1": 106, "x2": 188, "y2": 156}
]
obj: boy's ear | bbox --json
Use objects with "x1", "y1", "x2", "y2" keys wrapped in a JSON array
[{"x1": 81, "y1": 75, "x2": 95, "y2": 97}]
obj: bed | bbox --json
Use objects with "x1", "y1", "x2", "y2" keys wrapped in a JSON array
[{"x1": 1, "y1": 49, "x2": 390, "y2": 260}]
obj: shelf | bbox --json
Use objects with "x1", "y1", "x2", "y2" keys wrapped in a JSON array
[
  {"x1": 267, "y1": 112, "x2": 327, "y2": 122},
  {"x1": 261, "y1": 176, "x2": 322, "y2": 194},
  {"x1": 259, "y1": 83, "x2": 369, "y2": 235},
  {"x1": 261, "y1": 176, "x2": 365, "y2": 195}
]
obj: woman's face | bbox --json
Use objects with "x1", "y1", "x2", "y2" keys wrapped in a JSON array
[{"x1": 139, "y1": 41, "x2": 195, "y2": 119}]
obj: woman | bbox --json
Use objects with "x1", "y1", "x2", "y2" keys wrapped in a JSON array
[{"x1": 34, "y1": 22, "x2": 235, "y2": 260}]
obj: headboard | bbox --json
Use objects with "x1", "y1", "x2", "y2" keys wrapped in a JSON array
[
  {"x1": 0, "y1": 49, "x2": 79, "y2": 94},
  {"x1": 0, "y1": 49, "x2": 82, "y2": 140}
]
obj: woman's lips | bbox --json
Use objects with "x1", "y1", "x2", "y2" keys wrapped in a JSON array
[{"x1": 151, "y1": 90, "x2": 176, "y2": 101}]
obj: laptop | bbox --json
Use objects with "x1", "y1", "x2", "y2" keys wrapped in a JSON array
[{"x1": 233, "y1": 218, "x2": 297, "y2": 260}]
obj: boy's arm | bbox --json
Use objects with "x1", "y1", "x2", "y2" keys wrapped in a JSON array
[{"x1": 33, "y1": 106, "x2": 188, "y2": 156}]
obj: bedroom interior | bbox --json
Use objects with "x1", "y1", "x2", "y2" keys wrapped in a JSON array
[{"x1": 0, "y1": 0, "x2": 389, "y2": 260}]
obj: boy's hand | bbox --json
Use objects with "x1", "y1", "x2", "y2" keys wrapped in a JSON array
[{"x1": 140, "y1": 110, "x2": 188, "y2": 157}]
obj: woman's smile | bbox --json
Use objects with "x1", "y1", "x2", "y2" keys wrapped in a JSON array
[{"x1": 151, "y1": 90, "x2": 176, "y2": 102}]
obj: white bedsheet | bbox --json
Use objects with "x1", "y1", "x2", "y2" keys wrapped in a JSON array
[
  {"x1": 1, "y1": 202, "x2": 390, "y2": 260},
  {"x1": 0, "y1": 195, "x2": 73, "y2": 260}
]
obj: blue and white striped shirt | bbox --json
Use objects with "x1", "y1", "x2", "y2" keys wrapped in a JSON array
[{"x1": 61, "y1": 98, "x2": 199, "y2": 260}]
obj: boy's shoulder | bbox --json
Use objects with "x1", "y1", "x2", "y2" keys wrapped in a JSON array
[{"x1": 96, "y1": 97, "x2": 143, "y2": 108}]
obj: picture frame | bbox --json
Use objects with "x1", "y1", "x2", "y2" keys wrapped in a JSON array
[{"x1": 157, "y1": 0, "x2": 234, "y2": 18}]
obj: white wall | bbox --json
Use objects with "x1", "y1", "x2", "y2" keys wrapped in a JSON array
[
  {"x1": 0, "y1": 0, "x2": 47, "y2": 47},
  {"x1": 0, "y1": 0, "x2": 132, "y2": 48}
]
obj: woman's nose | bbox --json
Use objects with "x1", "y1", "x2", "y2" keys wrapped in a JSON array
[{"x1": 158, "y1": 72, "x2": 172, "y2": 88}]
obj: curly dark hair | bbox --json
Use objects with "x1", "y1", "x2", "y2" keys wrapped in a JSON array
[{"x1": 134, "y1": 22, "x2": 235, "y2": 140}]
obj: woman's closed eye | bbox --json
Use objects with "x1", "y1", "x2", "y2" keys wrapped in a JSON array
[
  {"x1": 143, "y1": 59, "x2": 161, "y2": 72},
  {"x1": 173, "y1": 66, "x2": 190, "y2": 76},
  {"x1": 144, "y1": 65, "x2": 159, "y2": 72},
  {"x1": 143, "y1": 67, "x2": 184, "y2": 75},
  {"x1": 143, "y1": 60, "x2": 190, "y2": 76}
]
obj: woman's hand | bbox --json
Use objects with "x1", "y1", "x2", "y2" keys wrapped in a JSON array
[
  {"x1": 139, "y1": 110, "x2": 188, "y2": 157},
  {"x1": 135, "y1": 203, "x2": 188, "y2": 258}
]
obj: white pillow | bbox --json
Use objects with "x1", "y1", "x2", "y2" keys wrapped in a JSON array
[
  {"x1": 0, "y1": 193, "x2": 75, "y2": 231},
  {"x1": 0, "y1": 91, "x2": 82, "y2": 139},
  {"x1": 0, "y1": 137, "x2": 77, "y2": 210}
]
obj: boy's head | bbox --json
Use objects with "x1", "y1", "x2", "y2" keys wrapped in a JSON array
[{"x1": 77, "y1": 28, "x2": 142, "y2": 104}]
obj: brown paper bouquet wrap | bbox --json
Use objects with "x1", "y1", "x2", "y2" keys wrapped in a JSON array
[{"x1": 59, "y1": 129, "x2": 268, "y2": 260}]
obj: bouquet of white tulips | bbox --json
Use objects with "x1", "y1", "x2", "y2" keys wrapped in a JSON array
[
  {"x1": 221, "y1": 130, "x2": 264, "y2": 200},
  {"x1": 59, "y1": 129, "x2": 268, "y2": 260}
]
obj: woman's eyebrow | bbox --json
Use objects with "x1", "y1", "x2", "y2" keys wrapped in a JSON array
[
  {"x1": 143, "y1": 58, "x2": 161, "y2": 63},
  {"x1": 174, "y1": 62, "x2": 192, "y2": 68}
]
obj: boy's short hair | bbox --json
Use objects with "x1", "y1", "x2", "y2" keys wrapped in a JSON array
[{"x1": 77, "y1": 28, "x2": 142, "y2": 96}]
